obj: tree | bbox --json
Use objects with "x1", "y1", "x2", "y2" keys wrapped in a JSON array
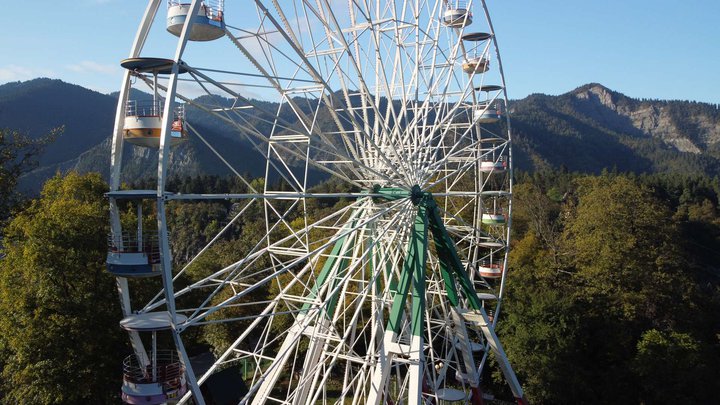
[
  {"x1": 0, "y1": 128, "x2": 56, "y2": 224},
  {"x1": 500, "y1": 278, "x2": 590, "y2": 403},
  {"x1": 562, "y1": 175, "x2": 689, "y2": 326},
  {"x1": 632, "y1": 329, "x2": 708, "y2": 404},
  {"x1": 501, "y1": 174, "x2": 720, "y2": 403},
  {"x1": 0, "y1": 172, "x2": 126, "y2": 404}
]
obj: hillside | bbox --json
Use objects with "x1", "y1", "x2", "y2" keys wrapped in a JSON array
[
  {"x1": 511, "y1": 83, "x2": 720, "y2": 174},
  {"x1": 0, "y1": 79, "x2": 266, "y2": 192},
  {"x1": 2, "y1": 79, "x2": 720, "y2": 193},
  {"x1": 0, "y1": 78, "x2": 115, "y2": 167}
]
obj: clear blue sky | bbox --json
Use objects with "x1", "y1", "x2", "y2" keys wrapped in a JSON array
[{"x1": 1, "y1": 0, "x2": 718, "y2": 103}]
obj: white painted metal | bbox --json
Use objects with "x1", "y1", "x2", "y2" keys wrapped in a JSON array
[
  {"x1": 110, "y1": 0, "x2": 523, "y2": 403},
  {"x1": 120, "y1": 312, "x2": 189, "y2": 331},
  {"x1": 154, "y1": 1, "x2": 206, "y2": 403},
  {"x1": 109, "y1": 0, "x2": 163, "y2": 374}
]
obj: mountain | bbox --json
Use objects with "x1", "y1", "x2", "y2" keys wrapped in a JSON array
[
  {"x1": 2, "y1": 79, "x2": 719, "y2": 193},
  {"x1": 0, "y1": 79, "x2": 115, "y2": 167},
  {"x1": 0, "y1": 79, "x2": 267, "y2": 192},
  {"x1": 510, "y1": 83, "x2": 720, "y2": 174}
]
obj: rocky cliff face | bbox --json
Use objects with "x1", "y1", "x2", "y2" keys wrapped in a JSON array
[
  {"x1": 508, "y1": 84, "x2": 720, "y2": 175},
  {"x1": 572, "y1": 84, "x2": 720, "y2": 154}
]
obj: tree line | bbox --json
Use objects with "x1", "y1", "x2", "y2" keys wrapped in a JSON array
[
  {"x1": 499, "y1": 169, "x2": 720, "y2": 403},
  {"x1": 0, "y1": 128, "x2": 718, "y2": 403}
]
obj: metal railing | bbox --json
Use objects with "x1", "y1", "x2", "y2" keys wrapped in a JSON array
[
  {"x1": 123, "y1": 350, "x2": 185, "y2": 389},
  {"x1": 126, "y1": 100, "x2": 161, "y2": 117},
  {"x1": 446, "y1": 1, "x2": 469, "y2": 11},
  {"x1": 126, "y1": 100, "x2": 186, "y2": 121},
  {"x1": 173, "y1": 103, "x2": 185, "y2": 122},
  {"x1": 481, "y1": 155, "x2": 506, "y2": 163},
  {"x1": 108, "y1": 232, "x2": 161, "y2": 264},
  {"x1": 168, "y1": 0, "x2": 224, "y2": 21}
]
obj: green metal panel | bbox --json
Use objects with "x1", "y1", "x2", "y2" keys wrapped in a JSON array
[
  {"x1": 386, "y1": 203, "x2": 429, "y2": 335},
  {"x1": 301, "y1": 224, "x2": 354, "y2": 312},
  {"x1": 430, "y1": 228, "x2": 460, "y2": 307},
  {"x1": 425, "y1": 198, "x2": 461, "y2": 307},
  {"x1": 325, "y1": 253, "x2": 351, "y2": 317},
  {"x1": 410, "y1": 203, "x2": 428, "y2": 337},
  {"x1": 373, "y1": 186, "x2": 410, "y2": 201},
  {"x1": 379, "y1": 190, "x2": 480, "y2": 337},
  {"x1": 427, "y1": 200, "x2": 482, "y2": 311}
]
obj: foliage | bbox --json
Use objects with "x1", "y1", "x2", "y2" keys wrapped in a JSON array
[
  {"x1": 632, "y1": 329, "x2": 706, "y2": 404},
  {"x1": 0, "y1": 172, "x2": 126, "y2": 404},
  {"x1": 501, "y1": 170, "x2": 720, "y2": 404},
  {"x1": 1, "y1": 164, "x2": 719, "y2": 403},
  {"x1": 0, "y1": 128, "x2": 55, "y2": 223},
  {"x1": 182, "y1": 237, "x2": 271, "y2": 357}
]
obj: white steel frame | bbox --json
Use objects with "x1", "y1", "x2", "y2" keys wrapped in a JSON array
[{"x1": 108, "y1": 0, "x2": 525, "y2": 404}]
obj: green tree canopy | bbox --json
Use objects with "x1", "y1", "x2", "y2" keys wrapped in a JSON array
[
  {"x1": 0, "y1": 128, "x2": 56, "y2": 223},
  {"x1": 632, "y1": 329, "x2": 706, "y2": 404},
  {"x1": 501, "y1": 172, "x2": 719, "y2": 404},
  {"x1": 0, "y1": 172, "x2": 126, "y2": 404}
]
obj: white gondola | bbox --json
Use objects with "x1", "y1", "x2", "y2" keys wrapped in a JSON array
[
  {"x1": 121, "y1": 350, "x2": 187, "y2": 405},
  {"x1": 436, "y1": 388, "x2": 468, "y2": 403},
  {"x1": 477, "y1": 292, "x2": 498, "y2": 301},
  {"x1": 461, "y1": 32, "x2": 492, "y2": 74},
  {"x1": 474, "y1": 103, "x2": 501, "y2": 123},
  {"x1": 462, "y1": 56, "x2": 489, "y2": 74},
  {"x1": 442, "y1": 2, "x2": 473, "y2": 27},
  {"x1": 166, "y1": 1, "x2": 225, "y2": 41},
  {"x1": 478, "y1": 261, "x2": 503, "y2": 278},
  {"x1": 481, "y1": 212, "x2": 506, "y2": 225},
  {"x1": 106, "y1": 190, "x2": 163, "y2": 277},
  {"x1": 120, "y1": 58, "x2": 188, "y2": 148},
  {"x1": 475, "y1": 85, "x2": 503, "y2": 123},
  {"x1": 123, "y1": 101, "x2": 187, "y2": 148},
  {"x1": 480, "y1": 157, "x2": 507, "y2": 173},
  {"x1": 107, "y1": 231, "x2": 161, "y2": 277},
  {"x1": 479, "y1": 239, "x2": 505, "y2": 248},
  {"x1": 120, "y1": 312, "x2": 189, "y2": 405}
]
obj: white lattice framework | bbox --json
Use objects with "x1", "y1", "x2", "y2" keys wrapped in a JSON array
[{"x1": 108, "y1": 1, "x2": 525, "y2": 404}]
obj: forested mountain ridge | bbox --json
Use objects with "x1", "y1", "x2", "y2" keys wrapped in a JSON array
[
  {"x1": 510, "y1": 83, "x2": 720, "y2": 174},
  {"x1": 0, "y1": 80, "x2": 266, "y2": 190},
  {"x1": 3, "y1": 78, "x2": 720, "y2": 193},
  {"x1": 0, "y1": 79, "x2": 115, "y2": 167}
]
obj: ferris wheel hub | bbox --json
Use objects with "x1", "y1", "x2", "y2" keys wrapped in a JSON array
[{"x1": 410, "y1": 185, "x2": 425, "y2": 205}]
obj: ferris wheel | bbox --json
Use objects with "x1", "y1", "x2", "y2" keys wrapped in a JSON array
[{"x1": 107, "y1": 0, "x2": 526, "y2": 404}]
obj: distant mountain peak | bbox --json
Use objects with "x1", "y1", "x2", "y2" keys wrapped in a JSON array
[
  {"x1": 0, "y1": 77, "x2": 107, "y2": 101},
  {"x1": 573, "y1": 82, "x2": 612, "y2": 93},
  {"x1": 570, "y1": 83, "x2": 622, "y2": 110}
]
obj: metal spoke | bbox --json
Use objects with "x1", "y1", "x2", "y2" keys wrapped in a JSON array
[{"x1": 109, "y1": 1, "x2": 526, "y2": 404}]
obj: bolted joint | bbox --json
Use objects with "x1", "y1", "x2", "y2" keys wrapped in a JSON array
[{"x1": 410, "y1": 185, "x2": 425, "y2": 205}]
